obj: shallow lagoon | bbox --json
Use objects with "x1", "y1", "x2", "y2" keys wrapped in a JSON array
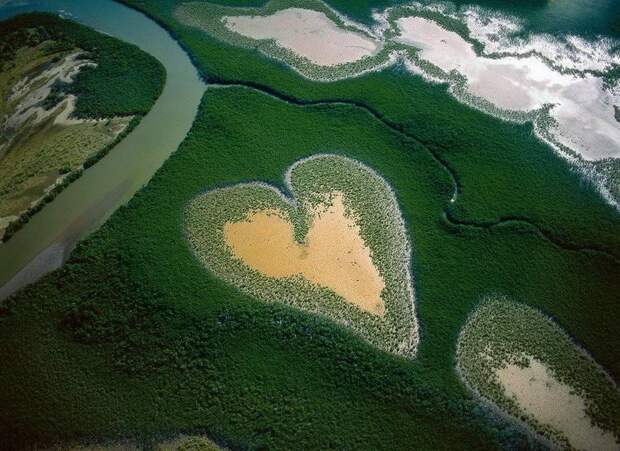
[{"x1": 396, "y1": 15, "x2": 620, "y2": 161}]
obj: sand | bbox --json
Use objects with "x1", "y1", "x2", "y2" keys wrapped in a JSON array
[
  {"x1": 52, "y1": 94, "x2": 129, "y2": 132},
  {"x1": 496, "y1": 357, "x2": 618, "y2": 451},
  {"x1": 223, "y1": 192, "x2": 385, "y2": 315},
  {"x1": 0, "y1": 47, "x2": 131, "y2": 232},
  {"x1": 53, "y1": 95, "x2": 86, "y2": 126},
  {"x1": 157, "y1": 435, "x2": 222, "y2": 451},
  {"x1": 57, "y1": 434, "x2": 222, "y2": 451},
  {"x1": 3, "y1": 51, "x2": 96, "y2": 134},
  {"x1": 222, "y1": 8, "x2": 380, "y2": 66},
  {"x1": 395, "y1": 16, "x2": 620, "y2": 161}
]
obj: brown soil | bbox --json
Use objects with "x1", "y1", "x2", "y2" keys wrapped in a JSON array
[{"x1": 223, "y1": 192, "x2": 385, "y2": 315}]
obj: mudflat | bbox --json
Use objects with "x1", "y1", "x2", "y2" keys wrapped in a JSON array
[
  {"x1": 224, "y1": 192, "x2": 385, "y2": 315},
  {"x1": 222, "y1": 8, "x2": 380, "y2": 66}
]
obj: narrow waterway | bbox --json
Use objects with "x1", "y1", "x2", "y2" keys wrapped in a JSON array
[{"x1": 0, "y1": 0, "x2": 206, "y2": 299}]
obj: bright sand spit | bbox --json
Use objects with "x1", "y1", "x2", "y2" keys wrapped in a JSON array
[
  {"x1": 496, "y1": 357, "x2": 619, "y2": 451},
  {"x1": 222, "y1": 8, "x2": 380, "y2": 66},
  {"x1": 223, "y1": 192, "x2": 385, "y2": 315},
  {"x1": 395, "y1": 16, "x2": 620, "y2": 161}
]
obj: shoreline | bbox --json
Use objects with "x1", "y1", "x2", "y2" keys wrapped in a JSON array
[{"x1": 0, "y1": 0, "x2": 205, "y2": 300}]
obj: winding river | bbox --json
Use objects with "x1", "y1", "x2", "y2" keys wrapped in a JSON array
[{"x1": 0, "y1": 0, "x2": 206, "y2": 299}]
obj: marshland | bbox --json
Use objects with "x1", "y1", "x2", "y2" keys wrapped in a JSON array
[{"x1": 0, "y1": 0, "x2": 618, "y2": 450}]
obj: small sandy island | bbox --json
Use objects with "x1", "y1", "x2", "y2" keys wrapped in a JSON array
[
  {"x1": 223, "y1": 192, "x2": 385, "y2": 315},
  {"x1": 457, "y1": 298, "x2": 620, "y2": 451},
  {"x1": 497, "y1": 357, "x2": 618, "y2": 451},
  {"x1": 222, "y1": 8, "x2": 381, "y2": 66}
]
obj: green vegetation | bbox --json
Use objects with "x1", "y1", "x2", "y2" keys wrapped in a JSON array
[
  {"x1": 0, "y1": 1, "x2": 618, "y2": 449},
  {"x1": 121, "y1": 0, "x2": 620, "y2": 256},
  {"x1": 175, "y1": 0, "x2": 395, "y2": 80},
  {"x1": 0, "y1": 13, "x2": 165, "y2": 118},
  {"x1": 2, "y1": 81, "x2": 618, "y2": 449},
  {"x1": 1, "y1": 86, "x2": 536, "y2": 450},
  {"x1": 598, "y1": 159, "x2": 620, "y2": 201},
  {"x1": 186, "y1": 155, "x2": 418, "y2": 357},
  {"x1": 457, "y1": 297, "x2": 620, "y2": 448},
  {"x1": 0, "y1": 13, "x2": 165, "y2": 241}
]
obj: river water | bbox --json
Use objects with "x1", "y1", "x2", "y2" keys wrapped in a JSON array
[
  {"x1": 0, "y1": 0, "x2": 617, "y2": 299},
  {"x1": 0, "y1": 0, "x2": 206, "y2": 299}
]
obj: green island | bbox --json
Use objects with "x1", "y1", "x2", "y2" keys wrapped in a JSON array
[
  {"x1": 0, "y1": 0, "x2": 619, "y2": 450},
  {"x1": 0, "y1": 13, "x2": 165, "y2": 241}
]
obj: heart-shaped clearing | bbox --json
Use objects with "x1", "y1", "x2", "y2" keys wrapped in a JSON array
[
  {"x1": 224, "y1": 192, "x2": 385, "y2": 315},
  {"x1": 185, "y1": 154, "x2": 418, "y2": 357}
]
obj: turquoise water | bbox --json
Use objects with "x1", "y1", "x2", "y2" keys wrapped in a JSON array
[
  {"x1": 329, "y1": 0, "x2": 620, "y2": 38},
  {"x1": 450, "y1": 0, "x2": 620, "y2": 38}
]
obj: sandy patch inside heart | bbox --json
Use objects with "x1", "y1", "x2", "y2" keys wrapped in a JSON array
[{"x1": 223, "y1": 192, "x2": 385, "y2": 315}]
